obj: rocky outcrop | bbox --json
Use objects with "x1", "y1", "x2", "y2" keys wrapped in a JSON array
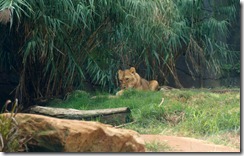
[
  {"x1": 3, "y1": 113, "x2": 145, "y2": 152},
  {"x1": 170, "y1": 54, "x2": 240, "y2": 88}
]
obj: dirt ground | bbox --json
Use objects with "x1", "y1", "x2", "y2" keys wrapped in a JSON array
[{"x1": 141, "y1": 134, "x2": 240, "y2": 152}]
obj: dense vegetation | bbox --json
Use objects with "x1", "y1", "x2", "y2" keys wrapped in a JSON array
[
  {"x1": 46, "y1": 88, "x2": 240, "y2": 148},
  {"x1": 0, "y1": 0, "x2": 240, "y2": 108}
]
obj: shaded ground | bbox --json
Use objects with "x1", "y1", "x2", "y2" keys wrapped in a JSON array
[{"x1": 141, "y1": 134, "x2": 240, "y2": 152}]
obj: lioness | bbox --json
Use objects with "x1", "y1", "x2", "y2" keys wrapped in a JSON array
[{"x1": 116, "y1": 67, "x2": 159, "y2": 96}]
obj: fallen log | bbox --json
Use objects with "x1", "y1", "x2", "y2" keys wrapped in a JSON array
[{"x1": 29, "y1": 106, "x2": 133, "y2": 126}]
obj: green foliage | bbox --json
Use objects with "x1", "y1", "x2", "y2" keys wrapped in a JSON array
[
  {"x1": 0, "y1": 0, "x2": 240, "y2": 107},
  {"x1": 178, "y1": 0, "x2": 240, "y2": 76},
  {"x1": 0, "y1": 99, "x2": 29, "y2": 152},
  {"x1": 222, "y1": 62, "x2": 240, "y2": 74}
]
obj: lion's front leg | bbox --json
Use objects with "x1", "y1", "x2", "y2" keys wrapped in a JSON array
[{"x1": 116, "y1": 89, "x2": 124, "y2": 96}]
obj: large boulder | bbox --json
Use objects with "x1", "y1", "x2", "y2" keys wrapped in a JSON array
[{"x1": 4, "y1": 113, "x2": 145, "y2": 152}]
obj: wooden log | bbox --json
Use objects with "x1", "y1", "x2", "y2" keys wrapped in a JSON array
[{"x1": 29, "y1": 106, "x2": 133, "y2": 126}]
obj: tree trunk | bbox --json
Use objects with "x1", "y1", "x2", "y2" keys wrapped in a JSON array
[{"x1": 29, "y1": 106, "x2": 133, "y2": 126}]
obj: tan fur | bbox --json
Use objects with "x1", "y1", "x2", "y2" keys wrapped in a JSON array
[{"x1": 116, "y1": 67, "x2": 159, "y2": 96}]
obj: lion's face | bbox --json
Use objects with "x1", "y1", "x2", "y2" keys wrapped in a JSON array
[
  {"x1": 118, "y1": 67, "x2": 138, "y2": 89},
  {"x1": 116, "y1": 67, "x2": 159, "y2": 96}
]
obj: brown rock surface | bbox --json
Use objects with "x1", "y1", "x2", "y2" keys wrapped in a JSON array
[{"x1": 4, "y1": 113, "x2": 145, "y2": 152}]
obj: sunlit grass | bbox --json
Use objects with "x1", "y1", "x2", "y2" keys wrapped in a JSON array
[{"x1": 47, "y1": 88, "x2": 240, "y2": 148}]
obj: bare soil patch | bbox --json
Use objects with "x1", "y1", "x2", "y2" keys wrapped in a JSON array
[{"x1": 141, "y1": 134, "x2": 240, "y2": 152}]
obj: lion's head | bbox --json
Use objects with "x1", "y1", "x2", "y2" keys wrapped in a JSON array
[{"x1": 117, "y1": 67, "x2": 139, "y2": 89}]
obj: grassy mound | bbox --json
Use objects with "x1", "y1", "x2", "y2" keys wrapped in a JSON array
[{"x1": 47, "y1": 88, "x2": 240, "y2": 148}]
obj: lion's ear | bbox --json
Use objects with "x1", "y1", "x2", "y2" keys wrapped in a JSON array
[
  {"x1": 130, "y1": 67, "x2": 136, "y2": 74},
  {"x1": 118, "y1": 70, "x2": 123, "y2": 76}
]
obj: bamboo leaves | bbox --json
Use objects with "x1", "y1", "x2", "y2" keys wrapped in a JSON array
[{"x1": 0, "y1": 0, "x2": 240, "y2": 107}]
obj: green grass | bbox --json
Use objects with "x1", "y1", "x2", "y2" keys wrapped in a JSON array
[
  {"x1": 145, "y1": 141, "x2": 172, "y2": 152},
  {"x1": 47, "y1": 88, "x2": 240, "y2": 148}
]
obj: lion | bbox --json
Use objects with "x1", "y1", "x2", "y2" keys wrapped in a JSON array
[{"x1": 116, "y1": 67, "x2": 159, "y2": 96}]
